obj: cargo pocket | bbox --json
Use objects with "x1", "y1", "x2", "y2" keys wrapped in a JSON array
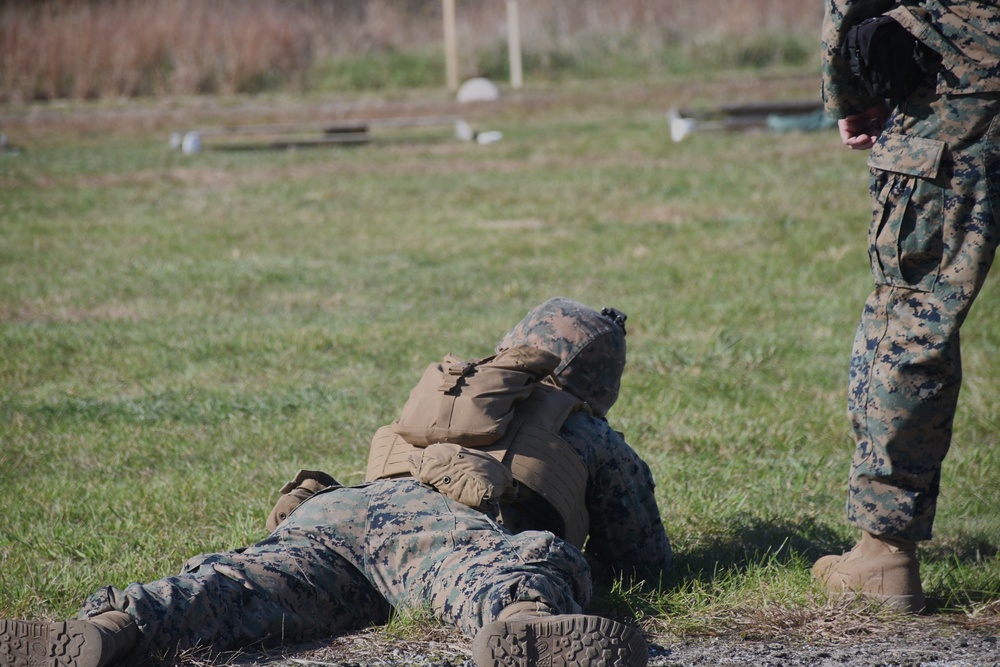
[{"x1": 868, "y1": 134, "x2": 946, "y2": 291}]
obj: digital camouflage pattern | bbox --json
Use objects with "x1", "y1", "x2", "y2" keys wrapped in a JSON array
[
  {"x1": 79, "y1": 412, "x2": 669, "y2": 659},
  {"x1": 77, "y1": 300, "x2": 670, "y2": 660},
  {"x1": 81, "y1": 480, "x2": 591, "y2": 659},
  {"x1": 496, "y1": 297, "x2": 627, "y2": 418},
  {"x1": 823, "y1": 1, "x2": 1000, "y2": 541},
  {"x1": 822, "y1": 0, "x2": 1000, "y2": 117},
  {"x1": 560, "y1": 412, "x2": 671, "y2": 576}
]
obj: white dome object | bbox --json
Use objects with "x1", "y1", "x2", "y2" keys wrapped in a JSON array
[{"x1": 457, "y1": 77, "x2": 500, "y2": 103}]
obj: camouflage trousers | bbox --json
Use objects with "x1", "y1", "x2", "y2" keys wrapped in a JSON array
[
  {"x1": 79, "y1": 479, "x2": 591, "y2": 660},
  {"x1": 847, "y1": 88, "x2": 1000, "y2": 541}
]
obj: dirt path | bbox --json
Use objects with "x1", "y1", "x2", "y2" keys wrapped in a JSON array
[
  {"x1": 211, "y1": 618, "x2": 1000, "y2": 667},
  {"x1": 650, "y1": 629, "x2": 1000, "y2": 666},
  {"x1": 0, "y1": 75, "x2": 821, "y2": 144}
]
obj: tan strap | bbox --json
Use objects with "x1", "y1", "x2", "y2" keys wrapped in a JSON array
[
  {"x1": 366, "y1": 426, "x2": 415, "y2": 480},
  {"x1": 502, "y1": 424, "x2": 589, "y2": 547}
]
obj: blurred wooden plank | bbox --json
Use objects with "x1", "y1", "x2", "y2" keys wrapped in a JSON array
[{"x1": 174, "y1": 115, "x2": 462, "y2": 152}]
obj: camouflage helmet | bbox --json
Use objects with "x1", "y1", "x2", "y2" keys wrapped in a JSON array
[{"x1": 496, "y1": 297, "x2": 627, "y2": 417}]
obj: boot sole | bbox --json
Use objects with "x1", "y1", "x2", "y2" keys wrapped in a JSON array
[
  {"x1": 0, "y1": 620, "x2": 104, "y2": 667},
  {"x1": 472, "y1": 614, "x2": 648, "y2": 667}
]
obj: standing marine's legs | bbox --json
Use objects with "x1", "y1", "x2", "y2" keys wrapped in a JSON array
[{"x1": 815, "y1": 90, "x2": 1000, "y2": 611}]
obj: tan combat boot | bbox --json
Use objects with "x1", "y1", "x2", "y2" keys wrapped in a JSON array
[
  {"x1": 812, "y1": 532, "x2": 925, "y2": 613},
  {"x1": 0, "y1": 611, "x2": 138, "y2": 667},
  {"x1": 472, "y1": 603, "x2": 648, "y2": 667}
]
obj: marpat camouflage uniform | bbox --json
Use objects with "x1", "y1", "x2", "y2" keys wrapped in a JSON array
[
  {"x1": 78, "y1": 299, "x2": 671, "y2": 660},
  {"x1": 822, "y1": 0, "x2": 1000, "y2": 541}
]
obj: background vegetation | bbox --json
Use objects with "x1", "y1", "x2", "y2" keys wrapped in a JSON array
[{"x1": 1, "y1": 0, "x2": 822, "y2": 102}]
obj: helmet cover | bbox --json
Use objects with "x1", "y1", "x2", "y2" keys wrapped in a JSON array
[{"x1": 496, "y1": 297, "x2": 627, "y2": 416}]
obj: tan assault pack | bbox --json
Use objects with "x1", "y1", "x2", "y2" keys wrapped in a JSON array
[
  {"x1": 391, "y1": 346, "x2": 561, "y2": 446},
  {"x1": 367, "y1": 346, "x2": 592, "y2": 548}
]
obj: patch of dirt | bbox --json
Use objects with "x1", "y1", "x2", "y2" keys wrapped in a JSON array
[
  {"x1": 648, "y1": 630, "x2": 1000, "y2": 667},
  {"x1": 203, "y1": 615, "x2": 1000, "y2": 667},
  {"x1": 0, "y1": 75, "x2": 820, "y2": 145}
]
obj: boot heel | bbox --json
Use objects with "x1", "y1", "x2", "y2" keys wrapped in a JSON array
[{"x1": 0, "y1": 619, "x2": 108, "y2": 667}]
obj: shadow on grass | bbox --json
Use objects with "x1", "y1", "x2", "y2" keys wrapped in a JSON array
[
  {"x1": 922, "y1": 536, "x2": 1000, "y2": 613},
  {"x1": 590, "y1": 514, "x2": 844, "y2": 619},
  {"x1": 667, "y1": 514, "x2": 848, "y2": 583},
  {"x1": 670, "y1": 514, "x2": 997, "y2": 581},
  {"x1": 591, "y1": 514, "x2": 1000, "y2": 619}
]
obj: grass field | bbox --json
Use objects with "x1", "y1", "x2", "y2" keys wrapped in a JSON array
[{"x1": 1, "y1": 74, "x2": 998, "y2": 642}]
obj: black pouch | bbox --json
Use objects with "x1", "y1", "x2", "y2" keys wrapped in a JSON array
[{"x1": 842, "y1": 15, "x2": 941, "y2": 102}]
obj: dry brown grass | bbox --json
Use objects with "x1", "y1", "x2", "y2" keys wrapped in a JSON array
[
  {"x1": 1, "y1": 0, "x2": 316, "y2": 101},
  {"x1": 642, "y1": 599, "x2": 1000, "y2": 656},
  {"x1": 0, "y1": 0, "x2": 822, "y2": 103}
]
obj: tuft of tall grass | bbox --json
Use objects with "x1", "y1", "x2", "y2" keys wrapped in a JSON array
[{"x1": 1, "y1": 0, "x2": 316, "y2": 101}]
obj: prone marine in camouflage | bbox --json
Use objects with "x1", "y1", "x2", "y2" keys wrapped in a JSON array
[
  {"x1": 812, "y1": 0, "x2": 999, "y2": 613},
  {"x1": 1, "y1": 298, "x2": 670, "y2": 667},
  {"x1": 366, "y1": 298, "x2": 638, "y2": 550}
]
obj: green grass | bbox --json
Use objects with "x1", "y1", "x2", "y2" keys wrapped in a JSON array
[
  {"x1": 473, "y1": 31, "x2": 817, "y2": 84},
  {"x1": 1, "y1": 78, "x2": 998, "y2": 638},
  {"x1": 310, "y1": 49, "x2": 447, "y2": 93}
]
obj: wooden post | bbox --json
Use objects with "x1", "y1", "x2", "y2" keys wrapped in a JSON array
[
  {"x1": 506, "y1": 0, "x2": 523, "y2": 90},
  {"x1": 443, "y1": 0, "x2": 459, "y2": 92}
]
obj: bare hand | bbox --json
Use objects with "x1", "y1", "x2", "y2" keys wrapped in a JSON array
[{"x1": 838, "y1": 102, "x2": 890, "y2": 150}]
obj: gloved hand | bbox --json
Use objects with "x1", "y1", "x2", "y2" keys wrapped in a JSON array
[{"x1": 266, "y1": 469, "x2": 339, "y2": 531}]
